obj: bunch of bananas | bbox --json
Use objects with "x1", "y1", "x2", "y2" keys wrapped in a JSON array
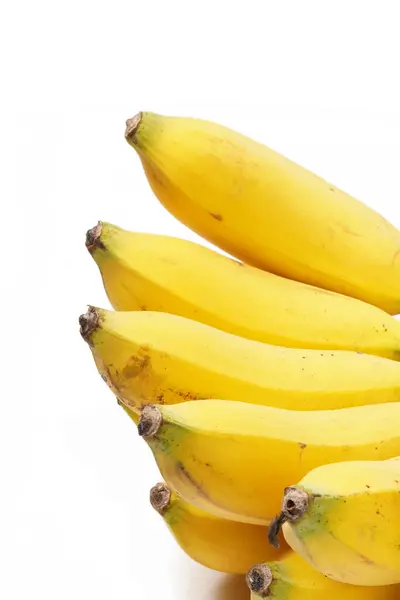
[{"x1": 80, "y1": 112, "x2": 400, "y2": 599}]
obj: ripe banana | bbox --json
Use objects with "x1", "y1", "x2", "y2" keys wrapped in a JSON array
[
  {"x1": 79, "y1": 306, "x2": 400, "y2": 412},
  {"x1": 246, "y1": 552, "x2": 399, "y2": 599},
  {"x1": 85, "y1": 221, "x2": 400, "y2": 359},
  {"x1": 273, "y1": 457, "x2": 400, "y2": 586},
  {"x1": 125, "y1": 112, "x2": 400, "y2": 314},
  {"x1": 137, "y1": 400, "x2": 400, "y2": 525},
  {"x1": 149, "y1": 482, "x2": 287, "y2": 574}
]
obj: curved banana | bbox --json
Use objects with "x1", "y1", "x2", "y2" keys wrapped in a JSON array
[
  {"x1": 79, "y1": 306, "x2": 400, "y2": 412},
  {"x1": 274, "y1": 458, "x2": 400, "y2": 586},
  {"x1": 85, "y1": 221, "x2": 400, "y2": 359},
  {"x1": 149, "y1": 482, "x2": 287, "y2": 574},
  {"x1": 125, "y1": 112, "x2": 400, "y2": 314},
  {"x1": 137, "y1": 400, "x2": 400, "y2": 525},
  {"x1": 246, "y1": 552, "x2": 399, "y2": 599}
]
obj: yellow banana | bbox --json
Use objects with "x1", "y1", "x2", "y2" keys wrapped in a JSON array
[
  {"x1": 274, "y1": 457, "x2": 400, "y2": 586},
  {"x1": 136, "y1": 400, "x2": 400, "y2": 525},
  {"x1": 149, "y1": 482, "x2": 287, "y2": 574},
  {"x1": 85, "y1": 221, "x2": 400, "y2": 359},
  {"x1": 79, "y1": 306, "x2": 400, "y2": 412},
  {"x1": 125, "y1": 112, "x2": 400, "y2": 315},
  {"x1": 246, "y1": 552, "x2": 399, "y2": 599}
]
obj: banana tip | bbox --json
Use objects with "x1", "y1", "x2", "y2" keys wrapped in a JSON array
[
  {"x1": 138, "y1": 405, "x2": 163, "y2": 438},
  {"x1": 125, "y1": 112, "x2": 142, "y2": 142},
  {"x1": 246, "y1": 564, "x2": 272, "y2": 597},
  {"x1": 79, "y1": 306, "x2": 100, "y2": 343},
  {"x1": 282, "y1": 487, "x2": 309, "y2": 521},
  {"x1": 86, "y1": 221, "x2": 105, "y2": 253},
  {"x1": 150, "y1": 482, "x2": 171, "y2": 514}
]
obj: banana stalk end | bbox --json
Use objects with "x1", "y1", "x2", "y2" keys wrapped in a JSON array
[
  {"x1": 138, "y1": 405, "x2": 163, "y2": 438},
  {"x1": 79, "y1": 306, "x2": 100, "y2": 344},
  {"x1": 150, "y1": 482, "x2": 171, "y2": 515},
  {"x1": 246, "y1": 563, "x2": 272, "y2": 597},
  {"x1": 86, "y1": 221, "x2": 105, "y2": 253},
  {"x1": 282, "y1": 487, "x2": 309, "y2": 521},
  {"x1": 125, "y1": 112, "x2": 142, "y2": 143}
]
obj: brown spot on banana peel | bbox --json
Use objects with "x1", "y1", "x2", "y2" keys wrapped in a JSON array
[
  {"x1": 79, "y1": 306, "x2": 101, "y2": 344},
  {"x1": 118, "y1": 350, "x2": 168, "y2": 409},
  {"x1": 209, "y1": 212, "x2": 223, "y2": 221},
  {"x1": 156, "y1": 394, "x2": 165, "y2": 404},
  {"x1": 168, "y1": 388, "x2": 201, "y2": 401},
  {"x1": 122, "y1": 354, "x2": 151, "y2": 379},
  {"x1": 268, "y1": 487, "x2": 310, "y2": 548},
  {"x1": 125, "y1": 112, "x2": 142, "y2": 143},
  {"x1": 85, "y1": 221, "x2": 105, "y2": 253},
  {"x1": 150, "y1": 482, "x2": 171, "y2": 515},
  {"x1": 246, "y1": 564, "x2": 273, "y2": 597}
]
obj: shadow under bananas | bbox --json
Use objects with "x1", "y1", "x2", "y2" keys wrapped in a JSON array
[{"x1": 213, "y1": 574, "x2": 249, "y2": 600}]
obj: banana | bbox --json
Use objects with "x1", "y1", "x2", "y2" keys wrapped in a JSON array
[
  {"x1": 271, "y1": 458, "x2": 400, "y2": 586},
  {"x1": 246, "y1": 552, "x2": 399, "y2": 599},
  {"x1": 79, "y1": 306, "x2": 400, "y2": 412},
  {"x1": 149, "y1": 482, "x2": 287, "y2": 574},
  {"x1": 125, "y1": 112, "x2": 400, "y2": 315},
  {"x1": 85, "y1": 221, "x2": 400, "y2": 359},
  {"x1": 136, "y1": 400, "x2": 400, "y2": 525}
]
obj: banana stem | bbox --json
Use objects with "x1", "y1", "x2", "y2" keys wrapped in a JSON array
[
  {"x1": 138, "y1": 405, "x2": 163, "y2": 438},
  {"x1": 79, "y1": 306, "x2": 100, "y2": 343},
  {"x1": 268, "y1": 487, "x2": 309, "y2": 548},
  {"x1": 246, "y1": 563, "x2": 273, "y2": 597},
  {"x1": 150, "y1": 482, "x2": 171, "y2": 515},
  {"x1": 125, "y1": 112, "x2": 142, "y2": 142},
  {"x1": 85, "y1": 221, "x2": 105, "y2": 252}
]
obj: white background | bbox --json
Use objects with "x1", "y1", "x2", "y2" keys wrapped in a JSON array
[{"x1": 3, "y1": 1, "x2": 400, "y2": 598}]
